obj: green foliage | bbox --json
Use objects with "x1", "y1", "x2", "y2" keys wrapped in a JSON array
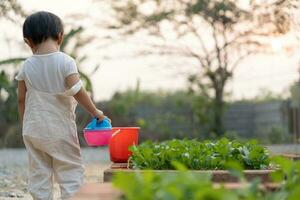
[
  {"x1": 190, "y1": 92, "x2": 213, "y2": 135},
  {"x1": 289, "y1": 81, "x2": 300, "y2": 108},
  {"x1": 129, "y1": 138, "x2": 270, "y2": 170},
  {"x1": 186, "y1": 0, "x2": 250, "y2": 26},
  {"x1": 267, "y1": 127, "x2": 291, "y2": 144},
  {"x1": 106, "y1": 89, "x2": 140, "y2": 122},
  {"x1": 269, "y1": 156, "x2": 300, "y2": 200},
  {"x1": 2, "y1": 125, "x2": 24, "y2": 148},
  {"x1": 0, "y1": 70, "x2": 23, "y2": 147},
  {"x1": 103, "y1": 89, "x2": 202, "y2": 141},
  {"x1": 254, "y1": 88, "x2": 284, "y2": 103},
  {"x1": 60, "y1": 27, "x2": 84, "y2": 52},
  {"x1": 114, "y1": 157, "x2": 300, "y2": 200},
  {"x1": 112, "y1": 0, "x2": 251, "y2": 33},
  {"x1": 109, "y1": 0, "x2": 244, "y2": 137},
  {"x1": 113, "y1": 171, "x2": 230, "y2": 200},
  {"x1": 0, "y1": 70, "x2": 18, "y2": 122},
  {"x1": 233, "y1": 89, "x2": 284, "y2": 105},
  {"x1": 110, "y1": 0, "x2": 297, "y2": 138}
]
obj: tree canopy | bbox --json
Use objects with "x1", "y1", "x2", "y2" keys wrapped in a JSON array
[{"x1": 108, "y1": 0, "x2": 299, "y2": 136}]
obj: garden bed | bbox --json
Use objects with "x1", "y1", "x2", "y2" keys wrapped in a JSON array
[
  {"x1": 103, "y1": 167, "x2": 275, "y2": 183},
  {"x1": 128, "y1": 139, "x2": 271, "y2": 170},
  {"x1": 280, "y1": 153, "x2": 300, "y2": 161},
  {"x1": 104, "y1": 154, "x2": 300, "y2": 200},
  {"x1": 104, "y1": 139, "x2": 276, "y2": 183}
]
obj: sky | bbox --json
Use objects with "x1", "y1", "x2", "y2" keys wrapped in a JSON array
[{"x1": 1, "y1": 0, "x2": 300, "y2": 101}]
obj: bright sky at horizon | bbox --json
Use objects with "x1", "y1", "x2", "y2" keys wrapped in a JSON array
[{"x1": 1, "y1": 0, "x2": 300, "y2": 101}]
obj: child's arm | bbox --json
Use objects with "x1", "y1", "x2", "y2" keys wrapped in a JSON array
[
  {"x1": 65, "y1": 74, "x2": 105, "y2": 121},
  {"x1": 17, "y1": 81, "x2": 27, "y2": 123}
]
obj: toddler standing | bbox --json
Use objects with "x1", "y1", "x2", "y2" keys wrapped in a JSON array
[{"x1": 16, "y1": 11, "x2": 106, "y2": 200}]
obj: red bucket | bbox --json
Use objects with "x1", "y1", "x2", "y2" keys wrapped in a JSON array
[{"x1": 109, "y1": 127, "x2": 140, "y2": 163}]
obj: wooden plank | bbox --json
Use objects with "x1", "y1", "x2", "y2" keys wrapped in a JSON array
[
  {"x1": 282, "y1": 153, "x2": 300, "y2": 161},
  {"x1": 103, "y1": 168, "x2": 275, "y2": 183},
  {"x1": 111, "y1": 163, "x2": 128, "y2": 169},
  {"x1": 272, "y1": 153, "x2": 300, "y2": 161}
]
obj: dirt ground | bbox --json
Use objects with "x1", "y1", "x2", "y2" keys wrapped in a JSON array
[{"x1": 0, "y1": 148, "x2": 111, "y2": 200}]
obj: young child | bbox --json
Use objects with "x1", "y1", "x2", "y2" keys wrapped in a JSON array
[{"x1": 16, "y1": 11, "x2": 106, "y2": 200}]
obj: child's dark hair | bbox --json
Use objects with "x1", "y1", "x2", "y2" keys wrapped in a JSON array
[{"x1": 23, "y1": 11, "x2": 64, "y2": 45}]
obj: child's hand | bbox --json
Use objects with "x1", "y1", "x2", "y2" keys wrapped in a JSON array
[
  {"x1": 93, "y1": 109, "x2": 105, "y2": 122},
  {"x1": 93, "y1": 109, "x2": 111, "y2": 123}
]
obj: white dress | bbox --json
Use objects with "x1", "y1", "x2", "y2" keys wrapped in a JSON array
[{"x1": 16, "y1": 51, "x2": 84, "y2": 200}]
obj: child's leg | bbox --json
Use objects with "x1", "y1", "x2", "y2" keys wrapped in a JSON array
[
  {"x1": 51, "y1": 139, "x2": 84, "y2": 200},
  {"x1": 23, "y1": 136, "x2": 54, "y2": 200}
]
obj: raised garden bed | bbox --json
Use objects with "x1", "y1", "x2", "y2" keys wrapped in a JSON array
[
  {"x1": 279, "y1": 153, "x2": 300, "y2": 161},
  {"x1": 101, "y1": 139, "x2": 300, "y2": 200},
  {"x1": 104, "y1": 139, "x2": 275, "y2": 183},
  {"x1": 111, "y1": 169, "x2": 286, "y2": 200},
  {"x1": 103, "y1": 167, "x2": 275, "y2": 183}
]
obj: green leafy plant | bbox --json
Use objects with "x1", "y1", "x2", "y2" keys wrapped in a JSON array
[
  {"x1": 113, "y1": 163, "x2": 233, "y2": 200},
  {"x1": 113, "y1": 158, "x2": 300, "y2": 200},
  {"x1": 129, "y1": 138, "x2": 270, "y2": 170},
  {"x1": 269, "y1": 156, "x2": 300, "y2": 199}
]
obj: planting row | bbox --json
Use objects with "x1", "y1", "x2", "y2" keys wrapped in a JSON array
[{"x1": 129, "y1": 138, "x2": 270, "y2": 170}]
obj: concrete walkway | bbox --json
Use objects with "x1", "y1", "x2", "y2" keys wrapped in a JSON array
[{"x1": 71, "y1": 183, "x2": 121, "y2": 200}]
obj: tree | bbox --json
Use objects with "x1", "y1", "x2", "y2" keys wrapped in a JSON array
[
  {"x1": 108, "y1": 0, "x2": 298, "y2": 137},
  {"x1": 0, "y1": 0, "x2": 25, "y2": 22}
]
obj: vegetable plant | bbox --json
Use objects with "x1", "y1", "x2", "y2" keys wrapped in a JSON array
[
  {"x1": 113, "y1": 159, "x2": 300, "y2": 200},
  {"x1": 129, "y1": 138, "x2": 270, "y2": 170},
  {"x1": 113, "y1": 169, "x2": 234, "y2": 200}
]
